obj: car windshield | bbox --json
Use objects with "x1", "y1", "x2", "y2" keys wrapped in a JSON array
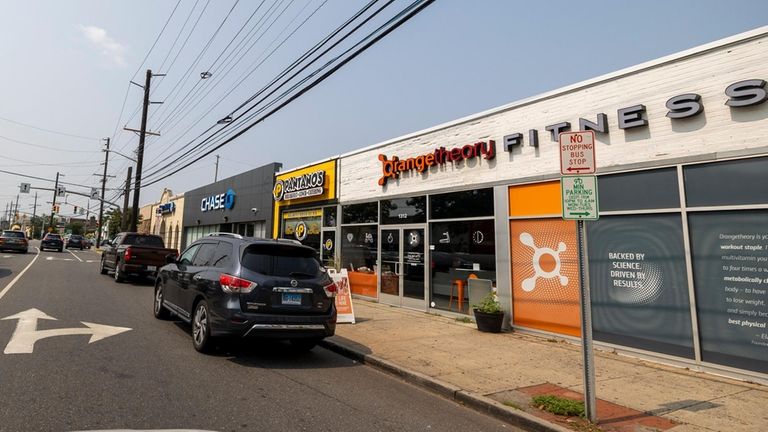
[
  {"x1": 241, "y1": 244, "x2": 321, "y2": 278},
  {"x1": 2, "y1": 231, "x2": 25, "y2": 238},
  {"x1": 71, "y1": 235, "x2": 83, "y2": 240},
  {"x1": 123, "y1": 235, "x2": 165, "y2": 247}
]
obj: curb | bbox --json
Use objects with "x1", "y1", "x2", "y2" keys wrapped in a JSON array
[{"x1": 320, "y1": 338, "x2": 571, "y2": 432}]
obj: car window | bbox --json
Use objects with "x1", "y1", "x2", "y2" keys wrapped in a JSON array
[
  {"x1": 211, "y1": 242, "x2": 232, "y2": 269},
  {"x1": 3, "y1": 231, "x2": 25, "y2": 238},
  {"x1": 123, "y1": 234, "x2": 165, "y2": 247},
  {"x1": 47, "y1": 234, "x2": 62, "y2": 240},
  {"x1": 191, "y1": 243, "x2": 217, "y2": 266},
  {"x1": 241, "y1": 244, "x2": 321, "y2": 277},
  {"x1": 178, "y1": 244, "x2": 201, "y2": 266}
]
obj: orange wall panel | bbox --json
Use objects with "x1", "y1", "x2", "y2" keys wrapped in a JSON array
[
  {"x1": 510, "y1": 218, "x2": 581, "y2": 336},
  {"x1": 508, "y1": 181, "x2": 561, "y2": 217}
]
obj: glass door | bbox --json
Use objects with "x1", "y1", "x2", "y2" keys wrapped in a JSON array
[{"x1": 378, "y1": 226, "x2": 426, "y2": 310}]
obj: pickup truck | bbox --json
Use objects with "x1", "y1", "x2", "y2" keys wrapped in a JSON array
[{"x1": 100, "y1": 232, "x2": 178, "y2": 283}]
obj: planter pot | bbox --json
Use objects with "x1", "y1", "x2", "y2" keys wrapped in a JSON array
[{"x1": 473, "y1": 310, "x2": 504, "y2": 333}]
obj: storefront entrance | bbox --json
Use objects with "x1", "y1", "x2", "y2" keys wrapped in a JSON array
[{"x1": 379, "y1": 225, "x2": 427, "y2": 310}]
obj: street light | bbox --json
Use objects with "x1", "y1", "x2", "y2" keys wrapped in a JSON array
[{"x1": 103, "y1": 148, "x2": 137, "y2": 162}]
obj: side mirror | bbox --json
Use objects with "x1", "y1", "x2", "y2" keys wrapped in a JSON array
[{"x1": 165, "y1": 253, "x2": 178, "y2": 264}]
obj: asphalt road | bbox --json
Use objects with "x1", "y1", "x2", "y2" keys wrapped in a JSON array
[{"x1": 0, "y1": 241, "x2": 518, "y2": 432}]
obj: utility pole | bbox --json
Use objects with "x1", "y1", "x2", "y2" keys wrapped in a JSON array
[
  {"x1": 3, "y1": 202, "x2": 7, "y2": 229},
  {"x1": 14, "y1": 194, "x2": 19, "y2": 224},
  {"x1": 214, "y1": 155, "x2": 220, "y2": 182},
  {"x1": 97, "y1": 137, "x2": 110, "y2": 246},
  {"x1": 49, "y1": 172, "x2": 60, "y2": 231},
  {"x1": 130, "y1": 69, "x2": 160, "y2": 233},
  {"x1": 122, "y1": 167, "x2": 132, "y2": 232},
  {"x1": 31, "y1": 192, "x2": 38, "y2": 238}
]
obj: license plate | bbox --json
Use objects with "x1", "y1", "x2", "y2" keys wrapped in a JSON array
[
  {"x1": 282, "y1": 293, "x2": 302, "y2": 305},
  {"x1": 147, "y1": 265, "x2": 156, "y2": 271}
]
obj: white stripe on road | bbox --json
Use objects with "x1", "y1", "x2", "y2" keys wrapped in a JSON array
[
  {"x1": 0, "y1": 247, "x2": 40, "y2": 303},
  {"x1": 66, "y1": 249, "x2": 83, "y2": 262}
]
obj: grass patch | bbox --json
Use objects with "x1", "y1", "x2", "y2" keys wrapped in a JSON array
[
  {"x1": 455, "y1": 316, "x2": 473, "y2": 323},
  {"x1": 503, "y1": 401, "x2": 522, "y2": 410},
  {"x1": 532, "y1": 395, "x2": 585, "y2": 417}
]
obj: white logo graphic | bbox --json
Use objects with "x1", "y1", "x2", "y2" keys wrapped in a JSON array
[
  {"x1": 472, "y1": 230, "x2": 484, "y2": 244},
  {"x1": 387, "y1": 232, "x2": 394, "y2": 244},
  {"x1": 408, "y1": 231, "x2": 421, "y2": 247},
  {"x1": 346, "y1": 233, "x2": 354, "y2": 242},
  {"x1": 519, "y1": 232, "x2": 568, "y2": 292}
]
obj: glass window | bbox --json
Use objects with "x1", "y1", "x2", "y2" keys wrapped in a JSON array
[
  {"x1": 342, "y1": 202, "x2": 378, "y2": 224},
  {"x1": 430, "y1": 219, "x2": 495, "y2": 313},
  {"x1": 599, "y1": 168, "x2": 679, "y2": 211},
  {"x1": 123, "y1": 234, "x2": 165, "y2": 247},
  {"x1": 587, "y1": 214, "x2": 694, "y2": 358},
  {"x1": 179, "y1": 244, "x2": 201, "y2": 266},
  {"x1": 282, "y1": 210, "x2": 321, "y2": 252},
  {"x1": 211, "y1": 242, "x2": 233, "y2": 269},
  {"x1": 340, "y1": 226, "x2": 377, "y2": 271},
  {"x1": 192, "y1": 242, "x2": 217, "y2": 266},
  {"x1": 321, "y1": 230, "x2": 336, "y2": 268},
  {"x1": 323, "y1": 206, "x2": 338, "y2": 227},
  {"x1": 684, "y1": 157, "x2": 768, "y2": 207},
  {"x1": 241, "y1": 244, "x2": 321, "y2": 277},
  {"x1": 430, "y1": 188, "x2": 494, "y2": 220},
  {"x1": 380, "y1": 196, "x2": 426, "y2": 224},
  {"x1": 688, "y1": 210, "x2": 768, "y2": 373}
]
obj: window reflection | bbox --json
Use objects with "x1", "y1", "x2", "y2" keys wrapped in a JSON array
[
  {"x1": 430, "y1": 220, "x2": 496, "y2": 314},
  {"x1": 430, "y1": 188, "x2": 494, "y2": 219},
  {"x1": 341, "y1": 225, "x2": 378, "y2": 298}
]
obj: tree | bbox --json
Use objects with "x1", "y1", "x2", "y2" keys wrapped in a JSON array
[
  {"x1": 68, "y1": 222, "x2": 84, "y2": 235},
  {"x1": 105, "y1": 207, "x2": 142, "y2": 237}
]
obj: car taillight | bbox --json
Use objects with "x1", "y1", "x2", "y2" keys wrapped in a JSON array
[
  {"x1": 219, "y1": 273, "x2": 257, "y2": 294},
  {"x1": 323, "y1": 281, "x2": 338, "y2": 298},
  {"x1": 124, "y1": 247, "x2": 132, "y2": 262}
]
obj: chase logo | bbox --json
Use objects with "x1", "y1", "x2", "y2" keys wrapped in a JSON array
[{"x1": 201, "y1": 188, "x2": 236, "y2": 212}]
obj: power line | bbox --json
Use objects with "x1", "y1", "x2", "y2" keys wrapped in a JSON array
[
  {"x1": 0, "y1": 134, "x2": 100, "y2": 153},
  {"x1": 0, "y1": 115, "x2": 100, "y2": 141},
  {"x1": 130, "y1": 0, "x2": 183, "y2": 81},
  {"x1": 142, "y1": 0, "x2": 434, "y2": 187}
]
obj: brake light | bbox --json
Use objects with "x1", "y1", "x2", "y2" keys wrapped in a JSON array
[
  {"x1": 323, "y1": 281, "x2": 338, "y2": 298},
  {"x1": 124, "y1": 247, "x2": 132, "y2": 262},
  {"x1": 219, "y1": 274, "x2": 257, "y2": 294}
]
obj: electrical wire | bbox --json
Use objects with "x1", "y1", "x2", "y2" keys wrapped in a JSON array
[{"x1": 0, "y1": 116, "x2": 99, "y2": 141}]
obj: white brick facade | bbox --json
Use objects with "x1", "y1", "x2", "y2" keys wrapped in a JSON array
[{"x1": 338, "y1": 28, "x2": 768, "y2": 201}]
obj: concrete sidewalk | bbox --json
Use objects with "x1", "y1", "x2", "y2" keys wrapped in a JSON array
[{"x1": 321, "y1": 300, "x2": 767, "y2": 432}]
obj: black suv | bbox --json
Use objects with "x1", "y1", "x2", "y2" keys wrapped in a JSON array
[{"x1": 154, "y1": 233, "x2": 337, "y2": 353}]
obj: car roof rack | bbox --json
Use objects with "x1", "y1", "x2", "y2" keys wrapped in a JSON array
[{"x1": 207, "y1": 232, "x2": 244, "y2": 239}]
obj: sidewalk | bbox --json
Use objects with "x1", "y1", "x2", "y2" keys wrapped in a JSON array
[{"x1": 321, "y1": 300, "x2": 768, "y2": 432}]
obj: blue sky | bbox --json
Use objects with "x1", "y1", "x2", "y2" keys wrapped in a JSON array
[{"x1": 0, "y1": 0, "x2": 767, "y2": 219}]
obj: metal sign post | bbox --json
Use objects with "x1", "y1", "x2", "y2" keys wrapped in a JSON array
[{"x1": 559, "y1": 131, "x2": 598, "y2": 423}]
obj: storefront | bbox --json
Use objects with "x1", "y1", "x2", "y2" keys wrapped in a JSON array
[
  {"x1": 149, "y1": 188, "x2": 184, "y2": 251},
  {"x1": 273, "y1": 159, "x2": 338, "y2": 267},
  {"x1": 182, "y1": 162, "x2": 281, "y2": 249},
  {"x1": 326, "y1": 28, "x2": 768, "y2": 380}
]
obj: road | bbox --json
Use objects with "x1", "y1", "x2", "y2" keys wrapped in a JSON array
[{"x1": 0, "y1": 242, "x2": 517, "y2": 432}]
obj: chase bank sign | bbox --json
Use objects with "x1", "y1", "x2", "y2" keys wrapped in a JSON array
[{"x1": 201, "y1": 189, "x2": 236, "y2": 212}]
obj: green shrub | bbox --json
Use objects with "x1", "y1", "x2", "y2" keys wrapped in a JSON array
[
  {"x1": 472, "y1": 291, "x2": 502, "y2": 314},
  {"x1": 532, "y1": 395, "x2": 585, "y2": 417}
]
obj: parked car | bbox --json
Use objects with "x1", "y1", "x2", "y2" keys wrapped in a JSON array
[
  {"x1": 40, "y1": 233, "x2": 64, "y2": 252},
  {"x1": 65, "y1": 234, "x2": 86, "y2": 250},
  {"x1": 0, "y1": 230, "x2": 29, "y2": 253},
  {"x1": 154, "y1": 233, "x2": 337, "y2": 353},
  {"x1": 82, "y1": 238, "x2": 93, "y2": 249},
  {"x1": 100, "y1": 232, "x2": 178, "y2": 282}
]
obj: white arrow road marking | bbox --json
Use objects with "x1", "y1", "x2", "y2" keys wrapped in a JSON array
[
  {"x1": 1, "y1": 308, "x2": 132, "y2": 354},
  {"x1": 67, "y1": 249, "x2": 83, "y2": 262}
]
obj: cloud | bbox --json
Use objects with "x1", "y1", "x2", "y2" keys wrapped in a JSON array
[{"x1": 79, "y1": 25, "x2": 126, "y2": 66}]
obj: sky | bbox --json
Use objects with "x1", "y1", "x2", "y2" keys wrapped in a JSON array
[{"x1": 0, "y1": 0, "x2": 767, "y2": 223}]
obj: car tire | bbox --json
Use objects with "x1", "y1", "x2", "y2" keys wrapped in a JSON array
[
  {"x1": 289, "y1": 338, "x2": 322, "y2": 352},
  {"x1": 99, "y1": 257, "x2": 108, "y2": 275},
  {"x1": 153, "y1": 282, "x2": 170, "y2": 320},
  {"x1": 114, "y1": 261, "x2": 125, "y2": 283},
  {"x1": 192, "y1": 300, "x2": 214, "y2": 353}
]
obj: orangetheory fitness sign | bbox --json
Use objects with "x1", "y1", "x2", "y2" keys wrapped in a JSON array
[{"x1": 377, "y1": 140, "x2": 495, "y2": 186}]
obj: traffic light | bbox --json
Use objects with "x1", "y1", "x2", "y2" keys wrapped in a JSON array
[{"x1": 74, "y1": 206, "x2": 78, "y2": 213}]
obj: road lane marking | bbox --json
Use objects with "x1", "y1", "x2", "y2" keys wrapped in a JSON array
[
  {"x1": 1, "y1": 308, "x2": 132, "y2": 354},
  {"x1": 45, "y1": 257, "x2": 74, "y2": 262},
  {"x1": 67, "y1": 249, "x2": 84, "y2": 262},
  {"x1": 0, "y1": 247, "x2": 40, "y2": 303},
  {"x1": 2, "y1": 255, "x2": 11, "y2": 258}
]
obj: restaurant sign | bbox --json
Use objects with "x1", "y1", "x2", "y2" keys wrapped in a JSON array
[{"x1": 273, "y1": 170, "x2": 325, "y2": 201}]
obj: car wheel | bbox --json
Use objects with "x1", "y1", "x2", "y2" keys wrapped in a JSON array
[
  {"x1": 99, "y1": 257, "x2": 108, "y2": 275},
  {"x1": 58, "y1": 247, "x2": 63, "y2": 252},
  {"x1": 153, "y1": 282, "x2": 170, "y2": 320},
  {"x1": 192, "y1": 300, "x2": 214, "y2": 353},
  {"x1": 289, "y1": 338, "x2": 322, "y2": 352},
  {"x1": 114, "y1": 261, "x2": 125, "y2": 283}
]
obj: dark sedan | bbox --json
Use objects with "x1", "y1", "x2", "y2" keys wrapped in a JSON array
[
  {"x1": 65, "y1": 234, "x2": 86, "y2": 250},
  {"x1": 41, "y1": 233, "x2": 64, "y2": 252},
  {"x1": 0, "y1": 230, "x2": 29, "y2": 253}
]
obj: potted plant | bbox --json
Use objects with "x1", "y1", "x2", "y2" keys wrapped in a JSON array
[{"x1": 472, "y1": 291, "x2": 504, "y2": 333}]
